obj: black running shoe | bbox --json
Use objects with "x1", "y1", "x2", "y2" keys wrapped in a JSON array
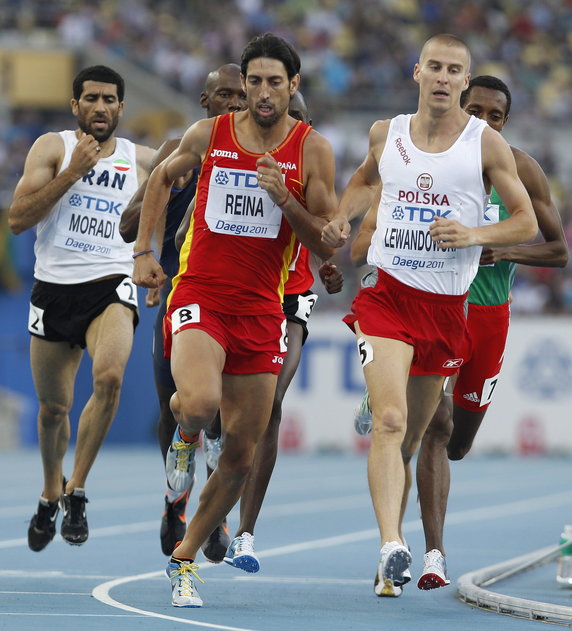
[
  {"x1": 61, "y1": 489, "x2": 89, "y2": 545},
  {"x1": 201, "y1": 518, "x2": 230, "y2": 563},
  {"x1": 28, "y1": 498, "x2": 60, "y2": 552},
  {"x1": 160, "y1": 490, "x2": 189, "y2": 556}
]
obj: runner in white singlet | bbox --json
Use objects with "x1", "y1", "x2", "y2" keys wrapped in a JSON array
[{"x1": 322, "y1": 34, "x2": 537, "y2": 599}]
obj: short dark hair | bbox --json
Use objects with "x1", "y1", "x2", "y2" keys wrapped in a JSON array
[
  {"x1": 73, "y1": 65, "x2": 125, "y2": 102},
  {"x1": 460, "y1": 75, "x2": 512, "y2": 117},
  {"x1": 240, "y1": 33, "x2": 301, "y2": 80}
]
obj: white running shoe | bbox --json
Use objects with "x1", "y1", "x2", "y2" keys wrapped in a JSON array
[
  {"x1": 378, "y1": 541, "x2": 412, "y2": 587},
  {"x1": 417, "y1": 549, "x2": 451, "y2": 590},
  {"x1": 354, "y1": 388, "x2": 372, "y2": 435},
  {"x1": 400, "y1": 567, "x2": 412, "y2": 585},
  {"x1": 374, "y1": 568, "x2": 403, "y2": 597},
  {"x1": 398, "y1": 536, "x2": 412, "y2": 585},
  {"x1": 203, "y1": 433, "x2": 222, "y2": 470},
  {"x1": 166, "y1": 426, "x2": 199, "y2": 493},
  {"x1": 166, "y1": 559, "x2": 204, "y2": 607},
  {"x1": 223, "y1": 532, "x2": 260, "y2": 573}
]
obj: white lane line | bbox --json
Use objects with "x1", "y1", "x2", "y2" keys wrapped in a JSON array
[
  {"x1": 91, "y1": 489, "x2": 572, "y2": 628},
  {"x1": 0, "y1": 613, "x2": 145, "y2": 618},
  {"x1": 0, "y1": 521, "x2": 158, "y2": 549},
  {"x1": 206, "y1": 577, "x2": 373, "y2": 584},
  {"x1": 92, "y1": 570, "x2": 259, "y2": 631},
  {"x1": 0, "y1": 570, "x2": 115, "y2": 579},
  {"x1": 0, "y1": 591, "x2": 90, "y2": 595},
  {"x1": 0, "y1": 468, "x2": 532, "y2": 520},
  {"x1": 0, "y1": 494, "x2": 371, "y2": 550}
]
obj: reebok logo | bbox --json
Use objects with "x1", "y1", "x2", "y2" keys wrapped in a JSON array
[
  {"x1": 395, "y1": 137, "x2": 412, "y2": 165},
  {"x1": 443, "y1": 358, "x2": 463, "y2": 368},
  {"x1": 463, "y1": 392, "x2": 480, "y2": 403}
]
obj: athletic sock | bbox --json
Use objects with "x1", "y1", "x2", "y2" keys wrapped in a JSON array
[{"x1": 171, "y1": 554, "x2": 194, "y2": 563}]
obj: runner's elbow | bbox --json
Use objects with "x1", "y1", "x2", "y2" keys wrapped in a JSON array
[{"x1": 8, "y1": 212, "x2": 25, "y2": 235}]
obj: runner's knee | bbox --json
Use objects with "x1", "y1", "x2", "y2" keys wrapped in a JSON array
[
  {"x1": 217, "y1": 436, "x2": 255, "y2": 481},
  {"x1": 93, "y1": 366, "x2": 123, "y2": 401},
  {"x1": 371, "y1": 406, "x2": 406, "y2": 442},
  {"x1": 425, "y1": 400, "x2": 453, "y2": 446},
  {"x1": 447, "y1": 439, "x2": 470, "y2": 461},
  {"x1": 38, "y1": 399, "x2": 69, "y2": 427},
  {"x1": 172, "y1": 390, "x2": 219, "y2": 428}
]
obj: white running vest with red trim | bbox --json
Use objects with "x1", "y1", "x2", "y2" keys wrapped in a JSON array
[{"x1": 368, "y1": 114, "x2": 488, "y2": 295}]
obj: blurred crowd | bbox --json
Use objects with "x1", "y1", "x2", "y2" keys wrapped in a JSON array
[{"x1": 0, "y1": 0, "x2": 571, "y2": 313}]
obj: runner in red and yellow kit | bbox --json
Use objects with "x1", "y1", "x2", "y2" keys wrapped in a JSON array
[{"x1": 133, "y1": 33, "x2": 337, "y2": 608}]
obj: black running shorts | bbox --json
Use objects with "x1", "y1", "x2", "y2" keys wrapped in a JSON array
[
  {"x1": 282, "y1": 290, "x2": 318, "y2": 345},
  {"x1": 28, "y1": 275, "x2": 139, "y2": 348}
]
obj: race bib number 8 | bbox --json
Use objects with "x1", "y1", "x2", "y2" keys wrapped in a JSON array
[
  {"x1": 205, "y1": 166, "x2": 283, "y2": 238},
  {"x1": 279, "y1": 317, "x2": 288, "y2": 353},
  {"x1": 172, "y1": 304, "x2": 201, "y2": 334}
]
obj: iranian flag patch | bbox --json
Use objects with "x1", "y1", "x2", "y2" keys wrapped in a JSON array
[{"x1": 113, "y1": 158, "x2": 131, "y2": 172}]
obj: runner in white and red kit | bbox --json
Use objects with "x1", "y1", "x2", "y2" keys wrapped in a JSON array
[{"x1": 321, "y1": 33, "x2": 537, "y2": 599}]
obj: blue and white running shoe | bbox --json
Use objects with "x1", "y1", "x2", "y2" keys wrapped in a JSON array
[{"x1": 224, "y1": 532, "x2": 260, "y2": 573}]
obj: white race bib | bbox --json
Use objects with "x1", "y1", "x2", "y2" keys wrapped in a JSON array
[
  {"x1": 172, "y1": 304, "x2": 201, "y2": 334},
  {"x1": 295, "y1": 293, "x2": 318, "y2": 323},
  {"x1": 205, "y1": 166, "x2": 283, "y2": 238},
  {"x1": 481, "y1": 372, "x2": 501, "y2": 406},
  {"x1": 480, "y1": 203, "x2": 500, "y2": 267},
  {"x1": 115, "y1": 277, "x2": 138, "y2": 307},
  {"x1": 28, "y1": 303, "x2": 45, "y2": 336},
  {"x1": 380, "y1": 202, "x2": 460, "y2": 273},
  {"x1": 53, "y1": 192, "x2": 124, "y2": 259}
]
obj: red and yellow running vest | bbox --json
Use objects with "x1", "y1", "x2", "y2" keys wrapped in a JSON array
[{"x1": 171, "y1": 112, "x2": 312, "y2": 315}]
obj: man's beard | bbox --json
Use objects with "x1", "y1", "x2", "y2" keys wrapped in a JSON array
[
  {"x1": 251, "y1": 101, "x2": 287, "y2": 128},
  {"x1": 78, "y1": 117, "x2": 118, "y2": 143}
]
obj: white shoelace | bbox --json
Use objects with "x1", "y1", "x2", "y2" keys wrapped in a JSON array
[{"x1": 236, "y1": 532, "x2": 255, "y2": 555}]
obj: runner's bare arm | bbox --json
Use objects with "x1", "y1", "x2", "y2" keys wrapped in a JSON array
[
  {"x1": 481, "y1": 148, "x2": 568, "y2": 267},
  {"x1": 121, "y1": 139, "x2": 180, "y2": 242},
  {"x1": 8, "y1": 132, "x2": 100, "y2": 234},
  {"x1": 132, "y1": 119, "x2": 213, "y2": 288},
  {"x1": 256, "y1": 131, "x2": 337, "y2": 260},
  {"x1": 135, "y1": 144, "x2": 155, "y2": 184},
  {"x1": 350, "y1": 185, "x2": 381, "y2": 266},
  {"x1": 318, "y1": 261, "x2": 344, "y2": 294},
  {"x1": 430, "y1": 128, "x2": 537, "y2": 249},
  {"x1": 322, "y1": 120, "x2": 387, "y2": 248},
  {"x1": 175, "y1": 197, "x2": 196, "y2": 252}
]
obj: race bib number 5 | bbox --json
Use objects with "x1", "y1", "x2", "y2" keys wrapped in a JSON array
[{"x1": 356, "y1": 337, "x2": 374, "y2": 367}]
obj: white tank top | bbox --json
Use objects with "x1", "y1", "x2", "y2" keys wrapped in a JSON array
[
  {"x1": 33, "y1": 130, "x2": 139, "y2": 283},
  {"x1": 367, "y1": 114, "x2": 488, "y2": 295}
]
